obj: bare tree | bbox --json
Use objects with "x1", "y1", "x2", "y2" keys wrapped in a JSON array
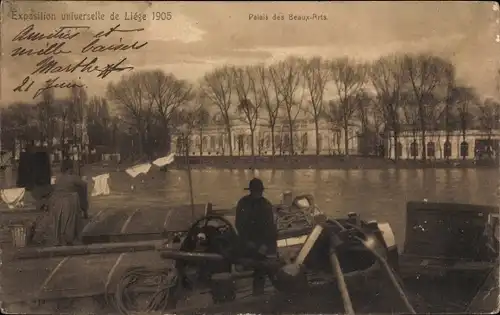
[
  {"x1": 233, "y1": 65, "x2": 263, "y2": 160},
  {"x1": 403, "y1": 54, "x2": 451, "y2": 161},
  {"x1": 329, "y1": 58, "x2": 367, "y2": 156},
  {"x1": 200, "y1": 66, "x2": 235, "y2": 156},
  {"x1": 478, "y1": 98, "x2": 500, "y2": 140},
  {"x1": 302, "y1": 57, "x2": 329, "y2": 155},
  {"x1": 194, "y1": 106, "x2": 211, "y2": 156},
  {"x1": 87, "y1": 97, "x2": 111, "y2": 148},
  {"x1": 107, "y1": 71, "x2": 155, "y2": 159},
  {"x1": 173, "y1": 106, "x2": 210, "y2": 156},
  {"x1": 450, "y1": 86, "x2": 479, "y2": 144},
  {"x1": 257, "y1": 64, "x2": 281, "y2": 157},
  {"x1": 442, "y1": 66, "x2": 456, "y2": 159},
  {"x1": 354, "y1": 91, "x2": 377, "y2": 155},
  {"x1": 143, "y1": 70, "x2": 193, "y2": 154},
  {"x1": 369, "y1": 55, "x2": 407, "y2": 160},
  {"x1": 68, "y1": 84, "x2": 88, "y2": 163},
  {"x1": 402, "y1": 98, "x2": 420, "y2": 160},
  {"x1": 2, "y1": 103, "x2": 37, "y2": 150},
  {"x1": 269, "y1": 57, "x2": 304, "y2": 155},
  {"x1": 36, "y1": 86, "x2": 57, "y2": 151}
]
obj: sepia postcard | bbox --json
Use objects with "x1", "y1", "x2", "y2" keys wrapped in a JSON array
[{"x1": 0, "y1": 1, "x2": 499, "y2": 314}]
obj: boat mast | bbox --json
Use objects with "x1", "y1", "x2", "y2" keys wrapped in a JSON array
[{"x1": 184, "y1": 132, "x2": 195, "y2": 221}]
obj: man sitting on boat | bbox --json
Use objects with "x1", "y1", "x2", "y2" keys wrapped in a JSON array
[{"x1": 235, "y1": 178, "x2": 278, "y2": 296}]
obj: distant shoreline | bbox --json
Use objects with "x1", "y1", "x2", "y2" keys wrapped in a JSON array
[{"x1": 166, "y1": 155, "x2": 498, "y2": 171}]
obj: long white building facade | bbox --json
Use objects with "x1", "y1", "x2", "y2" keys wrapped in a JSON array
[
  {"x1": 386, "y1": 129, "x2": 500, "y2": 160},
  {"x1": 172, "y1": 119, "x2": 360, "y2": 156}
]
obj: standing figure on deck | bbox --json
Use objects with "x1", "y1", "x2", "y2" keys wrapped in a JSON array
[
  {"x1": 48, "y1": 158, "x2": 89, "y2": 246},
  {"x1": 235, "y1": 178, "x2": 278, "y2": 296}
]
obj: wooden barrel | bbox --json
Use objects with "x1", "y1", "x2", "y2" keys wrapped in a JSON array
[{"x1": 210, "y1": 272, "x2": 236, "y2": 304}]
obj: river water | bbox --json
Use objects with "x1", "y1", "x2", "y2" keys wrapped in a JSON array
[
  {"x1": 2, "y1": 167, "x2": 499, "y2": 249},
  {"x1": 96, "y1": 168, "x2": 498, "y2": 248}
]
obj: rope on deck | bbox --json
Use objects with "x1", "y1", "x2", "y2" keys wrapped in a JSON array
[{"x1": 107, "y1": 266, "x2": 178, "y2": 315}]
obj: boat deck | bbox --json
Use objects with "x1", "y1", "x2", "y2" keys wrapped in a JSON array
[
  {"x1": 1, "y1": 202, "x2": 498, "y2": 314},
  {"x1": 0, "y1": 203, "x2": 207, "y2": 306}
]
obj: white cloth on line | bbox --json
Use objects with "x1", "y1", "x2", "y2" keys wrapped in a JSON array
[
  {"x1": 0, "y1": 187, "x2": 26, "y2": 209},
  {"x1": 51, "y1": 176, "x2": 56, "y2": 185},
  {"x1": 91, "y1": 173, "x2": 111, "y2": 196},
  {"x1": 153, "y1": 153, "x2": 175, "y2": 167},
  {"x1": 125, "y1": 163, "x2": 152, "y2": 178}
]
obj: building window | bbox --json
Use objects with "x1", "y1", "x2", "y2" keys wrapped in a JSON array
[
  {"x1": 202, "y1": 136, "x2": 208, "y2": 150},
  {"x1": 210, "y1": 136, "x2": 216, "y2": 150},
  {"x1": 265, "y1": 134, "x2": 270, "y2": 148},
  {"x1": 396, "y1": 142, "x2": 403, "y2": 157},
  {"x1": 237, "y1": 135, "x2": 244, "y2": 153},
  {"x1": 274, "y1": 135, "x2": 281, "y2": 148},
  {"x1": 427, "y1": 141, "x2": 435, "y2": 157},
  {"x1": 218, "y1": 135, "x2": 225, "y2": 150},
  {"x1": 318, "y1": 133, "x2": 323, "y2": 151},
  {"x1": 283, "y1": 134, "x2": 290, "y2": 149},
  {"x1": 410, "y1": 141, "x2": 418, "y2": 157},
  {"x1": 444, "y1": 141, "x2": 451, "y2": 158},
  {"x1": 302, "y1": 132, "x2": 308, "y2": 151},
  {"x1": 246, "y1": 135, "x2": 252, "y2": 151},
  {"x1": 176, "y1": 137, "x2": 184, "y2": 154},
  {"x1": 460, "y1": 141, "x2": 469, "y2": 157}
]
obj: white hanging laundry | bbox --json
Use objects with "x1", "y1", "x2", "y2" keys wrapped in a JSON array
[
  {"x1": 0, "y1": 187, "x2": 26, "y2": 209},
  {"x1": 51, "y1": 176, "x2": 57, "y2": 185},
  {"x1": 125, "y1": 163, "x2": 152, "y2": 178},
  {"x1": 91, "y1": 173, "x2": 111, "y2": 196},
  {"x1": 153, "y1": 153, "x2": 175, "y2": 167}
]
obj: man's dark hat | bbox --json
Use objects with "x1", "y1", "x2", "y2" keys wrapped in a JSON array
[{"x1": 244, "y1": 178, "x2": 265, "y2": 191}]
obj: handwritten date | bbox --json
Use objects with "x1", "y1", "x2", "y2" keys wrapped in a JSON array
[{"x1": 14, "y1": 76, "x2": 86, "y2": 99}]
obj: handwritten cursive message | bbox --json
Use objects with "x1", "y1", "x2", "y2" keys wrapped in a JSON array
[{"x1": 11, "y1": 23, "x2": 148, "y2": 99}]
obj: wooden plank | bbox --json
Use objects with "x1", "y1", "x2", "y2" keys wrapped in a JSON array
[
  {"x1": 0, "y1": 256, "x2": 65, "y2": 303},
  {"x1": 82, "y1": 209, "x2": 131, "y2": 236},
  {"x1": 82, "y1": 232, "x2": 165, "y2": 244},
  {"x1": 37, "y1": 253, "x2": 122, "y2": 300},
  {"x1": 81, "y1": 204, "x2": 206, "y2": 243},
  {"x1": 81, "y1": 207, "x2": 173, "y2": 244},
  {"x1": 125, "y1": 208, "x2": 174, "y2": 234},
  {"x1": 81, "y1": 208, "x2": 107, "y2": 234},
  {"x1": 14, "y1": 240, "x2": 163, "y2": 259}
]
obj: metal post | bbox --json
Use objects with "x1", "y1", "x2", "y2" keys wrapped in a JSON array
[
  {"x1": 329, "y1": 233, "x2": 355, "y2": 315},
  {"x1": 184, "y1": 134, "x2": 195, "y2": 221},
  {"x1": 330, "y1": 251, "x2": 355, "y2": 315}
]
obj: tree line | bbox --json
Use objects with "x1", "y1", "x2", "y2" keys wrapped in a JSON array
[{"x1": 1, "y1": 53, "x2": 499, "y2": 162}]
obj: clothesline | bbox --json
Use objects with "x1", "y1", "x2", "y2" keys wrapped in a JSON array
[{"x1": 0, "y1": 153, "x2": 176, "y2": 209}]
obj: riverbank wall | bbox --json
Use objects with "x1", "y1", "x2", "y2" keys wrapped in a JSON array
[{"x1": 169, "y1": 155, "x2": 499, "y2": 170}]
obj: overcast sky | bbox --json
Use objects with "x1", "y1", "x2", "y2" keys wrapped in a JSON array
[{"x1": 1, "y1": 1, "x2": 498, "y2": 107}]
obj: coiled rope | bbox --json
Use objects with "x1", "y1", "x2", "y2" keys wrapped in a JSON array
[
  {"x1": 275, "y1": 197, "x2": 321, "y2": 231},
  {"x1": 108, "y1": 266, "x2": 178, "y2": 315},
  {"x1": 276, "y1": 210, "x2": 314, "y2": 230}
]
